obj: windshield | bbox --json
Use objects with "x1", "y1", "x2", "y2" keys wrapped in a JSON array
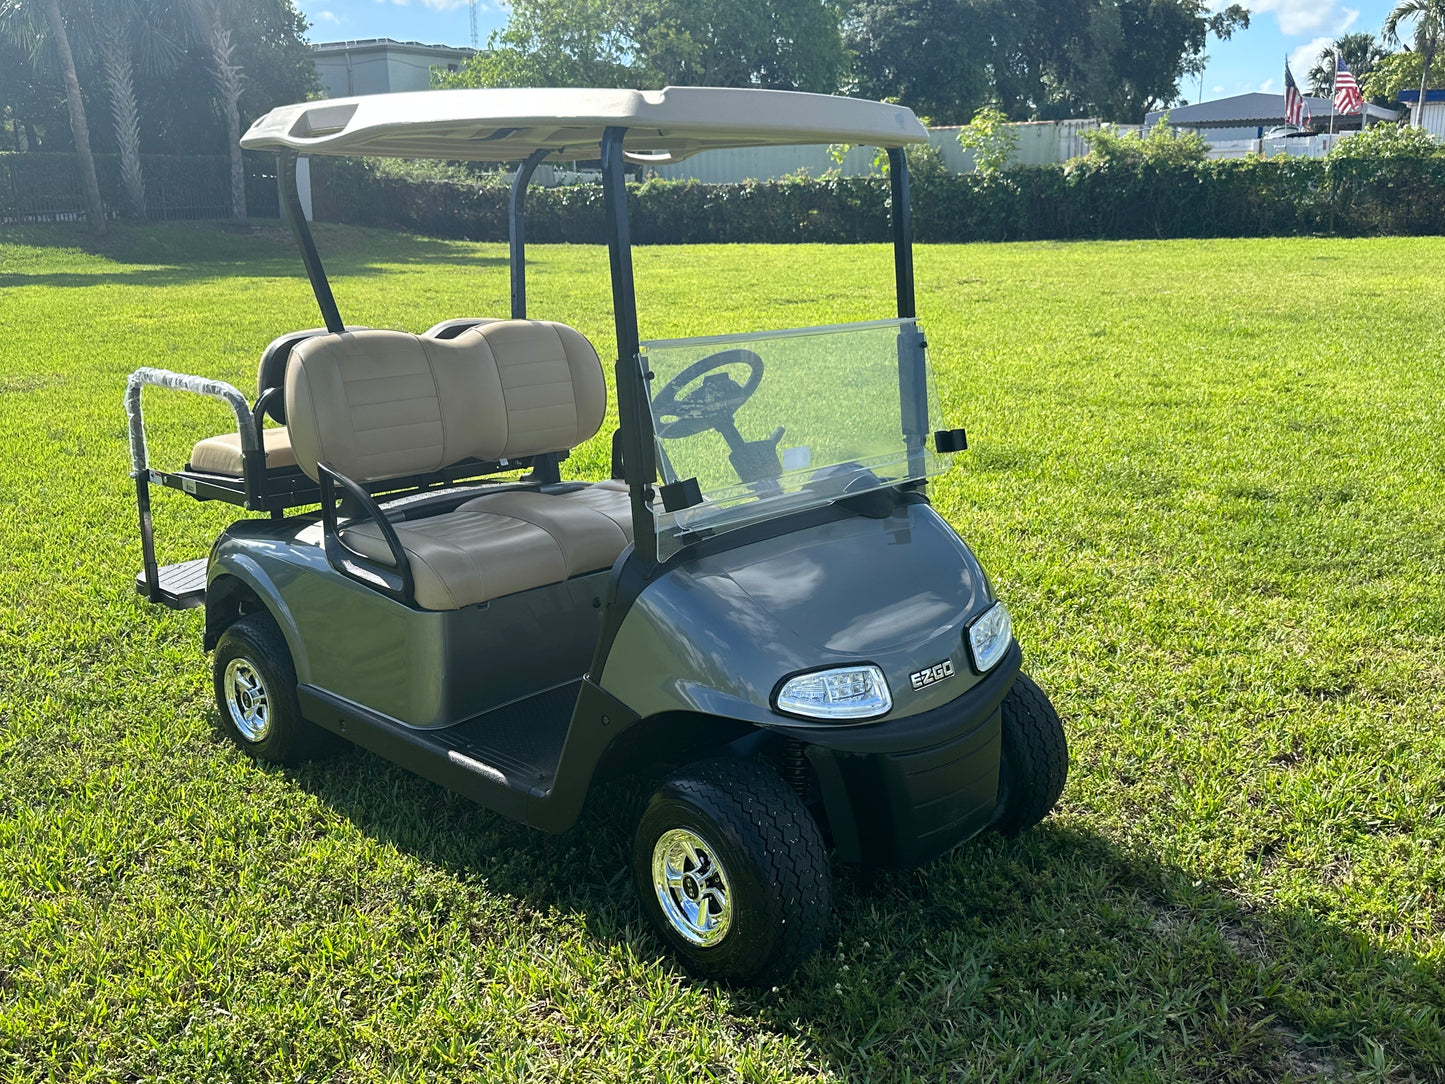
[{"x1": 641, "y1": 318, "x2": 950, "y2": 558}]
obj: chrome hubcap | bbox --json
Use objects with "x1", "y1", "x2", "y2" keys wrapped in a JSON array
[
  {"x1": 652, "y1": 828, "x2": 732, "y2": 946},
  {"x1": 224, "y1": 658, "x2": 270, "y2": 742}
]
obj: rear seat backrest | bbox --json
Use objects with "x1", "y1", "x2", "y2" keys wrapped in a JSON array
[{"x1": 284, "y1": 321, "x2": 605, "y2": 484}]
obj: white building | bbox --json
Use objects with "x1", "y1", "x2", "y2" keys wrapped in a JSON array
[
  {"x1": 312, "y1": 39, "x2": 475, "y2": 98},
  {"x1": 1397, "y1": 90, "x2": 1445, "y2": 138}
]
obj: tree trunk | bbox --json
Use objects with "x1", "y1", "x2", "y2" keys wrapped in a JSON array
[
  {"x1": 39, "y1": 0, "x2": 105, "y2": 233},
  {"x1": 1419, "y1": 48, "x2": 1434, "y2": 128},
  {"x1": 200, "y1": 14, "x2": 246, "y2": 220},
  {"x1": 98, "y1": 22, "x2": 146, "y2": 220}
]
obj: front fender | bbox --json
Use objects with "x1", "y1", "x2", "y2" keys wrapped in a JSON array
[{"x1": 598, "y1": 502, "x2": 997, "y2": 728}]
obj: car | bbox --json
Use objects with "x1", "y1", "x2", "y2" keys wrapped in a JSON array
[{"x1": 125, "y1": 86, "x2": 1068, "y2": 984}]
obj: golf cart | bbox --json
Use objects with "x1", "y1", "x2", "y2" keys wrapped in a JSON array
[{"x1": 125, "y1": 87, "x2": 1068, "y2": 984}]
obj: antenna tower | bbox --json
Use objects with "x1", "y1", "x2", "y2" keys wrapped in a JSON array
[{"x1": 469, "y1": 0, "x2": 479, "y2": 48}]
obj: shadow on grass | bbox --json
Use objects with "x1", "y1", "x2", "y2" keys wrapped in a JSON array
[
  {"x1": 0, "y1": 221, "x2": 509, "y2": 290},
  {"x1": 281, "y1": 741, "x2": 1444, "y2": 1082}
]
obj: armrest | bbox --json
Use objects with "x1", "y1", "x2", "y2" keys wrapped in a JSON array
[{"x1": 317, "y1": 460, "x2": 415, "y2": 605}]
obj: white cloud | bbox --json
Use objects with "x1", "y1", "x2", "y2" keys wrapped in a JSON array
[
  {"x1": 1249, "y1": 0, "x2": 1337, "y2": 36},
  {"x1": 315, "y1": 9, "x2": 340, "y2": 22},
  {"x1": 1212, "y1": 85, "x2": 1225, "y2": 94},
  {"x1": 1258, "y1": 78, "x2": 1276, "y2": 93},
  {"x1": 1290, "y1": 36, "x2": 1333, "y2": 76}
]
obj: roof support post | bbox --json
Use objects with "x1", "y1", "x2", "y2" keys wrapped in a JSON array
[
  {"x1": 887, "y1": 147, "x2": 916, "y2": 319},
  {"x1": 601, "y1": 126, "x2": 657, "y2": 567},
  {"x1": 278, "y1": 152, "x2": 344, "y2": 334},
  {"x1": 509, "y1": 148, "x2": 549, "y2": 320},
  {"x1": 888, "y1": 147, "x2": 927, "y2": 482}
]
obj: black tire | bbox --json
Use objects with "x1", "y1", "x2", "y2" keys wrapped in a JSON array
[
  {"x1": 212, "y1": 612, "x2": 329, "y2": 765},
  {"x1": 633, "y1": 757, "x2": 830, "y2": 985},
  {"x1": 992, "y1": 672, "x2": 1068, "y2": 837}
]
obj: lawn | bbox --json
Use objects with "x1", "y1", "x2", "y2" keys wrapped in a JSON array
[{"x1": 1, "y1": 221, "x2": 1442, "y2": 1082}]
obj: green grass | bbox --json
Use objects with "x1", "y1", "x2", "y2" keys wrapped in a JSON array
[{"x1": 2, "y1": 221, "x2": 1443, "y2": 1082}]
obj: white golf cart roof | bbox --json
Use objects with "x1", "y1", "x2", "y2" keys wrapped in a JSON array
[{"x1": 241, "y1": 86, "x2": 929, "y2": 164}]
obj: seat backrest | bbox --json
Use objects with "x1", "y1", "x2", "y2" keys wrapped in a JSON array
[
  {"x1": 256, "y1": 326, "x2": 374, "y2": 425},
  {"x1": 284, "y1": 321, "x2": 605, "y2": 484}
]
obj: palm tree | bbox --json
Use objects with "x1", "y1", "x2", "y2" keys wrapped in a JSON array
[
  {"x1": 1307, "y1": 32, "x2": 1387, "y2": 96},
  {"x1": 92, "y1": 0, "x2": 183, "y2": 219},
  {"x1": 1384, "y1": 0, "x2": 1445, "y2": 126},
  {"x1": 189, "y1": 0, "x2": 245, "y2": 220},
  {"x1": 0, "y1": 0, "x2": 106, "y2": 232}
]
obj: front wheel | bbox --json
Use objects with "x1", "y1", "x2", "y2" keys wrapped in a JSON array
[
  {"x1": 633, "y1": 757, "x2": 830, "y2": 985},
  {"x1": 992, "y1": 672, "x2": 1068, "y2": 836}
]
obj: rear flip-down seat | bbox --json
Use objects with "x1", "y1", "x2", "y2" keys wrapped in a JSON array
[
  {"x1": 286, "y1": 323, "x2": 633, "y2": 610},
  {"x1": 189, "y1": 427, "x2": 298, "y2": 476}
]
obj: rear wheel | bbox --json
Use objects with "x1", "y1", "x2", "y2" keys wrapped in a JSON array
[
  {"x1": 212, "y1": 612, "x2": 329, "y2": 765},
  {"x1": 992, "y1": 672, "x2": 1068, "y2": 836},
  {"x1": 634, "y1": 757, "x2": 830, "y2": 985}
]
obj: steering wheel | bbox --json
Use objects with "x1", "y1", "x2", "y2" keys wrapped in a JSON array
[{"x1": 650, "y1": 349, "x2": 764, "y2": 439}]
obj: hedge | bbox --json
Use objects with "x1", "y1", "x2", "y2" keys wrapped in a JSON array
[
  {"x1": 7, "y1": 147, "x2": 1445, "y2": 241},
  {"x1": 309, "y1": 154, "x2": 1445, "y2": 244}
]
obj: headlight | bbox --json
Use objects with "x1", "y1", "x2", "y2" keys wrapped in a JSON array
[
  {"x1": 774, "y1": 665, "x2": 892, "y2": 721},
  {"x1": 966, "y1": 601, "x2": 1013, "y2": 672}
]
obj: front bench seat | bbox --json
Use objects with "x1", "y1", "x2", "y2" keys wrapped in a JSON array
[{"x1": 285, "y1": 323, "x2": 632, "y2": 610}]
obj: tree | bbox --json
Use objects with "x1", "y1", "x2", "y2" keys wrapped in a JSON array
[
  {"x1": 447, "y1": 0, "x2": 638, "y2": 88},
  {"x1": 955, "y1": 106, "x2": 1018, "y2": 173},
  {"x1": 0, "y1": 0, "x2": 105, "y2": 232},
  {"x1": 444, "y1": 0, "x2": 845, "y2": 92},
  {"x1": 1362, "y1": 49, "x2": 1424, "y2": 103},
  {"x1": 1384, "y1": 0, "x2": 1445, "y2": 126},
  {"x1": 842, "y1": 0, "x2": 1246, "y2": 125},
  {"x1": 1306, "y1": 32, "x2": 1387, "y2": 97},
  {"x1": 189, "y1": 0, "x2": 246, "y2": 219},
  {"x1": 92, "y1": 0, "x2": 184, "y2": 219}
]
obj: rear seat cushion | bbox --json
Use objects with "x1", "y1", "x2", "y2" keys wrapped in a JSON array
[
  {"x1": 343, "y1": 510, "x2": 566, "y2": 611},
  {"x1": 189, "y1": 427, "x2": 296, "y2": 476}
]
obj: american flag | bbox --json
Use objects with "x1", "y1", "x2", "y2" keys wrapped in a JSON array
[
  {"x1": 1334, "y1": 57, "x2": 1363, "y2": 114},
  {"x1": 1284, "y1": 62, "x2": 1310, "y2": 127}
]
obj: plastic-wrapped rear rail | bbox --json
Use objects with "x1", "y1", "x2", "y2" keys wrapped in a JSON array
[{"x1": 125, "y1": 367, "x2": 256, "y2": 606}]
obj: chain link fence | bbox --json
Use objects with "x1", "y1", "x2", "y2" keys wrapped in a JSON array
[{"x1": 0, "y1": 152, "x2": 280, "y2": 223}]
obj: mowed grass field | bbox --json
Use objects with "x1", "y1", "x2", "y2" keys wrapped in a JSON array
[{"x1": 1, "y1": 222, "x2": 1442, "y2": 1082}]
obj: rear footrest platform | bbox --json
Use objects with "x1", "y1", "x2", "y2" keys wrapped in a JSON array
[{"x1": 136, "y1": 558, "x2": 208, "y2": 610}]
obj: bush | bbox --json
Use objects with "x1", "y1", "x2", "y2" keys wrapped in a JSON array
[{"x1": 301, "y1": 150, "x2": 1445, "y2": 243}]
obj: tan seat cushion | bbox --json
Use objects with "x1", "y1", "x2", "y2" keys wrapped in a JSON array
[
  {"x1": 555, "y1": 480, "x2": 633, "y2": 541},
  {"x1": 343, "y1": 510, "x2": 567, "y2": 611},
  {"x1": 459, "y1": 489, "x2": 628, "y2": 576},
  {"x1": 189, "y1": 427, "x2": 297, "y2": 476},
  {"x1": 340, "y1": 483, "x2": 635, "y2": 611}
]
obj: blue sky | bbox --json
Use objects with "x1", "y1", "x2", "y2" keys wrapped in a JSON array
[{"x1": 294, "y1": 0, "x2": 1403, "y2": 104}]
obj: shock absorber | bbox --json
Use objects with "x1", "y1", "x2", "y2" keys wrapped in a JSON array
[{"x1": 782, "y1": 739, "x2": 809, "y2": 799}]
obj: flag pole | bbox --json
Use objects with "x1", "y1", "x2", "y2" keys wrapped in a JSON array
[{"x1": 1329, "y1": 56, "x2": 1337, "y2": 143}]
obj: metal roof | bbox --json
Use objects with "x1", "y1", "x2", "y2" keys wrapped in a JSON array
[
  {"x1": 1144, "y1": 92, "x2": 1400, "y2": 129},
  {"x1": 240, "y1": 86, "x2": 930, "y2": 164}
]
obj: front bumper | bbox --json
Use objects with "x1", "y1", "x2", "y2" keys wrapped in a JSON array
[{"x1": 802, "y1": 641, "x2": 1021, "y2": 868}]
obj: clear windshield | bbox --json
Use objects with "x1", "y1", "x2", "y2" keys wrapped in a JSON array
[{"x1": 642, "y1": 318, "x2": 949, "y2": 557}]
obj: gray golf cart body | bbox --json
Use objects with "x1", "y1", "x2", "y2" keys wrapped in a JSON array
[{"x1": 127, "y1": 87, "x2": 1023, "y2": 869}]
